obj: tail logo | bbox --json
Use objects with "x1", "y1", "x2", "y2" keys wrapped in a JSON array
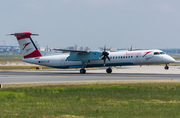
[
  {"x1": 25, "y1": 48, "x2": 32, "y2": 53},
  {"x1": 22, "y1": 42, "x2": 31, "y2": 50}
]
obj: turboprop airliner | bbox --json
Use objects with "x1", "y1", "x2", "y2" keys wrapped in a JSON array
[{"x1": 10, "y1": 32, "x2": 176, "y2": 74}]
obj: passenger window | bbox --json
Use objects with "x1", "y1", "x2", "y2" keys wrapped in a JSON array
[{"x1": 123, "y1": 56, "x2": 125, "y2": 58}]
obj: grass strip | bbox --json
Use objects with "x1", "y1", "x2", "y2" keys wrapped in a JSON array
[
  {"x1": 0, "y1": 54, "x2": 23, "y2": 59},
  {"x1": 0, "y1": 59, "x2": 23, "y2": 63},
  {"x1": 0, "y1": 81, "x2": 180, "y2": 117}
]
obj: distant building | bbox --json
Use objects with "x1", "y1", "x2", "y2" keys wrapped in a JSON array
[
  {"x1": 0, "y1": 45, "x2": 20, "y2": 54},
  {"x1": 161, "y1": 49, "x2": 180, "y2": 54},
  {"x1": 39, "y1": 47, "x2": 45, "y2": 51},
  {"x1": 66, "y1": 46, "x2": 74, "y2": 50}
]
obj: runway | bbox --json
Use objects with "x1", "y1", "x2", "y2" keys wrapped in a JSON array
[{"x1": 0, "y1": 66, "x2": 180, "y2": 84}]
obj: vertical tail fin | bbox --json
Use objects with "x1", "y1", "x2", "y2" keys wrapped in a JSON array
[{"x1": 11, "y1": 32, "x2": 42, "y2": 59}]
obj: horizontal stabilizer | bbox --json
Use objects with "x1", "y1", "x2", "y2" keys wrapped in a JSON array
[{"x1": 8, "y1": 33, "x2": 39, "y2": 36}]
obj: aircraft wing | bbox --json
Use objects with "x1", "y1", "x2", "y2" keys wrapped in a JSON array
[
  {"x1": 52, "y1": 48, "x2": 110, "y2": 65},
  {"x1": 52, "y1": 48, "x2": 105, "y2": 63},
  {"x1": 52, "y1": 49, "x2": 89, "y2": 54}
]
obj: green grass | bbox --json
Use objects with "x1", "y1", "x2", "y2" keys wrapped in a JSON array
[
  {"x1": 173, "y1": 57, "x2": 180, "y2": 60},
  {"x1": 0, "y1": 82, "x2": 180, "y2": 117},
  {"x1": 0, "y1": 54, "x2": 23, "y2": 59},
  {"x1": 0, "y1": 59, "x2": 23, "y2": 63},
  {"x1": 0, "y1": 54, "x2": 23, "y2": 63}
]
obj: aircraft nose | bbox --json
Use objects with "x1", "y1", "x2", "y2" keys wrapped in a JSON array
[{"x1": 164, "y1": 55, "x2": 175, "y2": 63}]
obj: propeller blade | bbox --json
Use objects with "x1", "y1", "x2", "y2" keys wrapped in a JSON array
[
  {"x1": 104, "y1": 45, "x2": 106, "y2": 51},
  {"x1": 103, "y1": 58, "x2": 106, "y2": 66},
  {"x1": 128, "y1": 45, "x2": 133, "y2": 51},
  {"x1": 130, "y1": 45, "x2": 132, "y2": 51},
  {"x1": 107, "y1": 56, "x2": 110, "y2": 61},
  {"x1": 100, "y1": 55, "x2": 105, "y2": 59}
]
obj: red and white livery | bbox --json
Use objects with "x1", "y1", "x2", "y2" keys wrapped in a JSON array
[
  {"x1": 12, "y1": 32, "x2": 42, "y2": 59},
  {"x1": 11, "y1": 32, "x2": 176, "y2": 74}
]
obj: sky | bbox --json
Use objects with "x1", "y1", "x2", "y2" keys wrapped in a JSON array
[{"x1": 1, "y1": 0, "x2": 180, "y2": 49}]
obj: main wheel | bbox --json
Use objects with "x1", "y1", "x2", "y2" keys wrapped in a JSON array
[
  {"x1": 106, "y1": 68, "x2": 112, "y2": 73},
  {"x1": 80, "y1": 68, "x2": 86, "y2": 74},
  {"x1": 164, "y1": 65, "x2": 169, "y2": 70}
]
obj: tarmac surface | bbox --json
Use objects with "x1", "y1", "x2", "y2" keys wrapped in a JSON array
[{"x1": 0, "y1": 66, "x2": 180, "y2": 84}]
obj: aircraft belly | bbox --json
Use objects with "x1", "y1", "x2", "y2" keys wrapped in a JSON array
[{"x1": 86, "y1": 60, "x2": 134, "y2": 67}]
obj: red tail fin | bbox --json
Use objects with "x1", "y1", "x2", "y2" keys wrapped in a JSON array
[{"x1": 12, "y1": 32, "x2": 42, "y2": 58}]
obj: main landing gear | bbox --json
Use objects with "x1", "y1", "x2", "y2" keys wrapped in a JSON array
[
  {"x1": 80, "y1": 68, "x2": 86, "y2": 74},
  {"x1": 164, "y1": 64, "x2": 169, "y2": 70},
  {"x1": 106, "y1": 67, "x2": 112, "y2": 73},
  {"x1": 80, "y1": 68, "x2": 113, "y2": 74},
  {"x1": 80, "y1": 62, "x2": 87, "y2": 74}
]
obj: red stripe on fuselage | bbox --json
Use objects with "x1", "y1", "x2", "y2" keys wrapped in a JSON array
[{"x1": 143, "y1": 51, "x2": 152, "y2": 57}]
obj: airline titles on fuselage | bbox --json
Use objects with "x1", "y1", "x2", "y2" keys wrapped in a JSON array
[{"x1": 126, "y1": 52, "x2": 142, "y2": 56}]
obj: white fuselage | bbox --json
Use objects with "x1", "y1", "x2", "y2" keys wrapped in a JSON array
[{"x1": 22, "y1": 49, "x2": 175, "y2": 69}]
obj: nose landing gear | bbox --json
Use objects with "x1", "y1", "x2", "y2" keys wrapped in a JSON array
[{"x1": 164, "y1": 64, "x2": 169, "y2": 70}]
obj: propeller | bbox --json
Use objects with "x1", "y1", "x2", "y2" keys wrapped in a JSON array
[
  {"x1": 100, "y1": 46, "x2": 110, "y2": 66},
  {"x1": 128, "y1": 45, "x2": 133, "y2": 51}
]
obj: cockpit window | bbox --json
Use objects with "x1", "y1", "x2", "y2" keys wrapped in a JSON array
[
  {"x1": 154, "y1": 52, "x2": 165, "y2": 55},
  {"x1": 154, "y1": 52, "x2": 160, "y2": 55},
  {"x1": 159, "y1": 52, "x2": 165, "y2": 54}
]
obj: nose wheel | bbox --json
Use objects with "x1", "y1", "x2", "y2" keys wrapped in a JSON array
[
  {"x1": 106, "y1": 67, "x2": 112, "y2": 73},
  {"x1": 80, "y1": 68, "x2": 86, "y2": 74},
  {"x1": 164, "y1": 64, "x2": 169, "y2": 70}
]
